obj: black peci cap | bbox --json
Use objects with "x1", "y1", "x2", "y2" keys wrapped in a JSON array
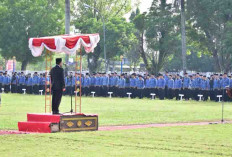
[{"x1": 56, "y1": 58, "x2": 62, "y2": 65}]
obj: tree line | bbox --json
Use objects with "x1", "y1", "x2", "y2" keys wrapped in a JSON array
[{"x1": 0, "y1": 0, "x2": 231, "y2": 73}]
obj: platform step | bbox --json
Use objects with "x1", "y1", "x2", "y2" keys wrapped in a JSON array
[
  {"x1": 18, "y1": 121, "x2": 58, "y2": 133},
  {"x1": 27, "y1": 113, "x2": 61, "y2": 123}
]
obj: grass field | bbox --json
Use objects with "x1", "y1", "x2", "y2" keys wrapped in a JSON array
[
  {"x1": 0, "y1": 124, "x2": 232, "y2": 157},
  {"x1": 1, "y1": 94, "x2": 232, "y2": 157},
  {"x1": 0, "y1": 94, "x2": 232, "y2": 130}
]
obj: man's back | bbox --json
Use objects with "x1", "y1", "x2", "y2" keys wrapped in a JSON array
[{"x1": 51, "y1": 65, "x2": 65, "y2": 91}]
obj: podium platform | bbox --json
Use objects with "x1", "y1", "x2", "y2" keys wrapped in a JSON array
[{"x1": 18, "y1": 113, "x2": 98, "y2": 133}]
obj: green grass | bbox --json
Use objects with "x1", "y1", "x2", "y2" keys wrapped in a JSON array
[
  {"x1": 1, "y1": 124, "x2": 232, "y2": 157},
  {"x1": 0, "y1": 94, "x2": 232, "y2": 130},
  {"x1": 1, "y1": 94, "x2": 232, "y2": 157}
]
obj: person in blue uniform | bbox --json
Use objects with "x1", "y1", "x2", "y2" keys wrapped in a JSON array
[
  {"x1": 11, "y1": 72, "x2": 18, "y2": 93},
  {"x1": 38, "y1": 74, "x2": 44, "y2": 94},
  {"x1": 32, "y1": 72, "x2": 39, "y2": 94},
  {"x1": 174, "y1": 74, "x2": 182, "y2": 100},
  {"x1": 136, "y1": 75, "x2": 144, "y2": 99},
  {"x1": 83, "y1": 73, "x2": 91, "y2": 96},
  {"x1": 164, "y1": 71, "x2": 169, "y2": 98},
  {"x1": 108, "y1": 73, "x2": 114, "y2": 94},
  {"x1": 101, "y1": 73, "x2": 109, "y2": 97},
  {"x1": 167, "y1": 75, "x2": 174, "y2": 99},
  {"x1": 18, "y1": 72, "x2": 26, "y2": 94},
  {"x1": 26, "y1": 73, "x2": 33, "y2": 94},
  {"x1": 65, "y1": 72, "x2": 72, "y2": 95},
  {"x1": 213, "y1": 74, "x2": 220, "y2": 101},
  {"x1": 209, "y1": 75, "x2": 214, "y2": 101},
  {"x1": 112, "y1": 73, "x2": 119, "y2": 97},
  {"x1": 200, "y1": 75, "x2": 210, "y2": 101},
  {"x1": 130, "y1": 73, "x2": 137, "y2": 98},
  {"x1": 183, "y1": 73, "x2": 190, "y2": 100},
  {"x1": 125, "y1": 73, "x2": 130, "y2": 96},
  {"x1": 95, "y1": 73, "x2": 101, "y2": 96},
  {"x1": 194, "y1": 73, "x2": 202, "y2": 100},
  {"x1": 2, "y1": 73, "x2": 9, "y2": 93},
  {"x1": 90, "y1": 73, "x2": 96, "y2": 94},
  {"x1": 117, "y1": 74, "x2": 126, "y2": 97},
  {"x1": 144, "y1": 75, "x2": 150, "y2": 98},
  {"x1": 221, "y1": 73, "x2": 230, "y2": 101},
  {"x1": 0, "y1": 72, "x2": 3, "y2": 93},
  {"x1": 149, "y1": 74, "x2": 157, "y2": 99},
  {"x1": 157, "y1": 74, "x2": 165, "y2": 100}
]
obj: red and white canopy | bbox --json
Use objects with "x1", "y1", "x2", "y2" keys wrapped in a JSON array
[{"x1": 29, "y1": 34, "x2": 100, "y2": 57}]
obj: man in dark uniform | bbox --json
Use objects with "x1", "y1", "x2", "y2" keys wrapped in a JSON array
[{"x1": 50, "y1": 58, "x2": 65, "y2": 114}]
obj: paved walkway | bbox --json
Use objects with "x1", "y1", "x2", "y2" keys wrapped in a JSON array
[{"x1": 1, "y1": 121, "x2": 231, "y2": 135}]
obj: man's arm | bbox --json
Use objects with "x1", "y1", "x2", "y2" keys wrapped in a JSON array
[{"x1": 61, "y1": 68, "x2": 65, "y2": 88}]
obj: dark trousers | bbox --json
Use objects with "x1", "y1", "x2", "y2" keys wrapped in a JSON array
[
  {"x1": 175, "y1": 89, "x2": 180, "y2": 100},
  {"x1": 26, "y1": 86, "x2": 33, "y2": 94},
  {"x1": 167, "y1": 88, "x2": 173, "y2": 99},
  {"x1": 183, "y1": 88, "x2": 190, "y2": 100},
  {"x1": 11, "y1": 84, "x2": 17, "y2": 93},
  {"x1": 137, "y1": 88, "x2": 143, "y2": 99},
  {"x1": 158, "y1": 88, "x2": 165, "y2": 100},
  {"x1": 4, "y1": 85, "x2": 10, "y2": 93},
  {"x1": 52, "y1": 90, "x2": 63, "y2": 113},
  {"x1": 33, "y1": 85, "x2": 39, "y2": 94}
]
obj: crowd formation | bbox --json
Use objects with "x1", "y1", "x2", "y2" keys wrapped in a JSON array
[{"x1": 0, "y1": 71, "x2": 232, "y2": 102}]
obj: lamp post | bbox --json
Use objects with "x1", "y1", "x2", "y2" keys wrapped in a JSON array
[
  {"x1": 84, "y1": 3, "x2": 107, "y2": 72},
  {"x1": 120, "y1": 55, "x2": 124, "y2": 74}
]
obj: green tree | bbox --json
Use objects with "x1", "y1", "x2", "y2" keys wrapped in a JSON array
[
  {"x1": 73, "y1": 0, "x2": 135, "y2": 73},
  {"x1": 186, "y1": 0, "x2": 232, "y2": 72},
  {"x1": 133, "y1": 0, "x2": 181, "y2": 74},
  {"x1": 75, "y1": 17, "x2": 137, "y2": 73},
  {"x1": 0, "y1": 0, "x2": 64, "y2": 70}
]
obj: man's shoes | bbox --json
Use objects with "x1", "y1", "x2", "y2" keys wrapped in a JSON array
[{"x1": 52, "y1": 112, "x2": 61, "y2": 115}]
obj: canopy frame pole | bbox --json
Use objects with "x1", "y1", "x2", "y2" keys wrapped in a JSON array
[
  {"x1": 45, "y1": 50, "x2": 52, "y2": 113},
  {"x1": 79, "y1": 47, "x2": 82, "y2": 114},
  {"x1": 75, "y1": 50, "x2": 78, "y2": 113}
]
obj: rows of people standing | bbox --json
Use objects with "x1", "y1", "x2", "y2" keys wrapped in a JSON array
[
  {"x1": 64, "y1": 72, "x2": 232, "y2": 101},
  {"x1": 1, "y1": 71, "x2": 231, "y2": 102}
]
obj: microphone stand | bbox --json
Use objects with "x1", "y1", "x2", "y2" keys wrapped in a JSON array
[{"x1": 70, "y1": 75, "x2": 73, "y2": 114}]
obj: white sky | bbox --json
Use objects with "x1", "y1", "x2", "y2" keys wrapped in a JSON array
[
  {"x1": 138, "y1": 0, "x2": 153, "y2": 13},
  {"x1": 125, "y1": 0, "x2": 173, "y2": 19}
]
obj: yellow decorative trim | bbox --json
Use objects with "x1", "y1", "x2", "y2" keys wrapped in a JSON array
[
  {"x1": 66, "y1": 121, "x2": 74, "y2": 127},
  {"x1": 61, "y1": 117, "x2": 98, "y2": 131},
  {"x1": 85, "y1": 120, "x2": 92, "y2": 127},
  {"x1": 77, "y1": 121, "x2": 82, "y2": 127},
  {"x1": 62, "y1": 117, "x2": 97, "y2": 121},
  {"x1": 62, "y1": 126, "x2": 97, "y2": 131}
]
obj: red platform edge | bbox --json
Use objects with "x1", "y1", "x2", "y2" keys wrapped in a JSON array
[{"x1": 18, "y1": 113, "x2": 98, "y2": 133}]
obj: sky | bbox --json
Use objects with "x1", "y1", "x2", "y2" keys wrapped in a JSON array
[
  {"x1": 125, "y1": 0, "x2": 173, "y2": 19},
  {"x1": 138, "y1": 0, "x2": 153, "y2": 12}
]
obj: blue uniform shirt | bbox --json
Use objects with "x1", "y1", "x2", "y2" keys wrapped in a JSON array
[
  {"x1": 102, "y1": 76, "x2": 109, "y2": 86},
  {"x1": 136, "y1": 79, "x2": 144, "y2": 89},
  {"x1": 221, "y1": 77, "x2": 230, "y2": 89},
  {"x1": 201, "y1": 79, "x2": 210, "y2": 90},
  {"x1": 118, "y1": 78, "x2": 125, "y2": 88},
  {"x1": 145, "y1": 78, "x2": 150, "y2": 88},
  {"x1": 174, "y1": 79, "x2": 182, "y2": 89},
  {"x1": 213, "y1": 79, "x2": 221, "y2": 89},
  {"x1": 19, "y1": 76, "x2": 26, "y2": 85},
  {"x1": 168, "y1": 79, "x2": 174, "y2": 89},
  {"x1": 183, "y1": 77, "x2": 190, "y2": 88},
  {"x1": 32, "y1": 75, "x2": 39, "y2": 85},
  {"x1": 130, "y1": 78, "x2": 137, "y2": 87},
  {"x1": 164, "y1": 75, "x2": 169, "y2": 86},
  {"x1": 149, "y1": 78, "x2": 157, "y2": 88},
  {"x1": 157, "y1": 78, "x2": 165, "y2": 88},
  {"x1": 194, "y1": 77, "x2": 202, "y2": 88}
]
